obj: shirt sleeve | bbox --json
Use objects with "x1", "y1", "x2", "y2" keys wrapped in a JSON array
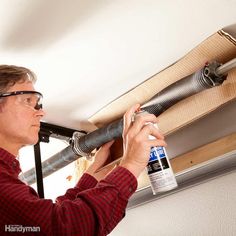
[
  {"x1": 56, "y1": 173, "x2": 98, "y2": 204},
  {"x1": 0, "y1": 166, "x2": 137, "y2": 236}
]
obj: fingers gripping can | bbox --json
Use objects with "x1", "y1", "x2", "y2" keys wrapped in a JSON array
[{"x1": 136, "y1": 110, "x2": 178, "y2": 194}]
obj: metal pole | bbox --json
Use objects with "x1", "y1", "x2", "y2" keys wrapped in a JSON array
[
  {"x1": 34, "y1": 142, "x2": 45, "y2": 198},
  {"x1": 216, "y1": 58, "x2": 236, "y2": 75}
]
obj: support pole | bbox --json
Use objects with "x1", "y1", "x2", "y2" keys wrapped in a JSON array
[{"x1": 34, "y1": 142, "x2": 45, "y2": 198}]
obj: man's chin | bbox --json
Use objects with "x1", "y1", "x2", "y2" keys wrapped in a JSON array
[
  {"x1": 23, "y1": 136, "x2": 39, "y2": 146},
  {"x1": 32, "y1": 137, "x2": 39, "y2": 145}
]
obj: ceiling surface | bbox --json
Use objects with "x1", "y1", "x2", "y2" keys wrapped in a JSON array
[{"x1": 1, "y1": 0, "x2": 236, "y2": 131}]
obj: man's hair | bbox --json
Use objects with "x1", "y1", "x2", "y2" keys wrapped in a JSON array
[{"x1": 0, "y1": 65, "x2": 36, "y2": 93}]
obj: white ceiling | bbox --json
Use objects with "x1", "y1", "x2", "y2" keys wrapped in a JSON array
[{"x1": 1, "y1": 0, "x2": 236, "y2": 131}]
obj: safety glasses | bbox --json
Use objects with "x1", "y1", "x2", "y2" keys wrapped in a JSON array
[{"x1": 0, "y1": 90, "x2": 43, "y2": 110}]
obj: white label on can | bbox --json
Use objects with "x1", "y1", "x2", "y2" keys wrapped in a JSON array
[{"x1": 147, "y1": 146, "x2": 177, "y2": 194}]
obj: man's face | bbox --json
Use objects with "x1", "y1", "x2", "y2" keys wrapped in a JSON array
[{"x1": 0, "y1": 81, "x2": 45, "y2": 147}]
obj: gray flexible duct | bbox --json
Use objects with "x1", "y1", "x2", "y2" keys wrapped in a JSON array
[{"x1": 21, "y1": 59, "x2": 235, "y2": 185}]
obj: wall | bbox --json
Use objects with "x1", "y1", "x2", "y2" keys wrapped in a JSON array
[{"x1": 110, "y1": 171, "x2": 236, "y2": 236}]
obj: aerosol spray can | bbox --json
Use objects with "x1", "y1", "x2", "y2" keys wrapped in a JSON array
[
  {"x1": 147, "y1": 142, "x2": 178, "y2": 194},
  {"x1": 136, "y1": 111, "x2": 178, "y2": 194}
]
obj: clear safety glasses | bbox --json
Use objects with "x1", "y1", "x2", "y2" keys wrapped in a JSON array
[{"x1": 0, "y1": 90, "x2": 43, "y2": 110}]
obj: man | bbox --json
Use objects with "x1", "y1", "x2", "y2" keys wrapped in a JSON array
[{"x1": 0, "y1": 65, "x2": 166, "y2": 235}]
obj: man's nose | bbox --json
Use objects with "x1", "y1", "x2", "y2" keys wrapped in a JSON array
[{"x1": 36, "y1": 108, "x2": 46, "y2": 117}]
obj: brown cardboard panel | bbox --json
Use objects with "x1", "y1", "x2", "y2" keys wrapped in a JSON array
[{"x1": 89, "y1": 25, "x2": 236, "y2": 136}]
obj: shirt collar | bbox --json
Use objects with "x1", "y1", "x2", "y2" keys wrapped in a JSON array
[{"x1": 0, "y1": 147, "x2": 21, "y2": 176}]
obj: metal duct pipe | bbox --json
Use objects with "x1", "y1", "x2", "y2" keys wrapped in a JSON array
[{"x1": 21, "y1": 59, "x2": 235, "y2": 185}]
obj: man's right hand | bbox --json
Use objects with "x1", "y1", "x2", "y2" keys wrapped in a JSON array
[{"x1": 119, "y1": 104, "x2": 167, "y2": 178}]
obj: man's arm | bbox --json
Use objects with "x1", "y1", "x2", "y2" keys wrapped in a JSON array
[
  {"x1": 56, "y1": 140, "x2": 114, "y2": 204},
  {"x1": 0, "y1": 166, "x2": 136, "y2": 236}
]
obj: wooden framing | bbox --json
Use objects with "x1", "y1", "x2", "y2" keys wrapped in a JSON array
[
  {"x1": 171, "y1": 132, "x2": 236, "y2": 173},
  {"x1": 137, "y1": 132, "x2": 236, "y2": 189}
]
